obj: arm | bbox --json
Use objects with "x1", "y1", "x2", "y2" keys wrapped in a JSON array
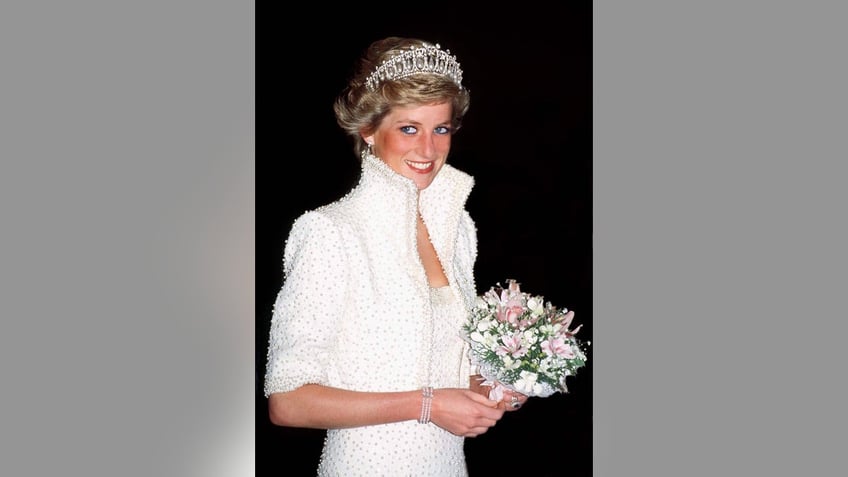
[{"x1": 269, "y1": 384, "x2": 504, "y2": 437}]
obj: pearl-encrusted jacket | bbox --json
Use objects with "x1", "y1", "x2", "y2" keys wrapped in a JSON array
[{"x1": 264, "y1": 152, "x2": 478, "y2": 397}]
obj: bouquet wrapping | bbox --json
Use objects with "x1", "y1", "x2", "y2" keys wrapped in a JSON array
[{"x1": 463, "y1": 279, "x2": 589, "y2": 399}]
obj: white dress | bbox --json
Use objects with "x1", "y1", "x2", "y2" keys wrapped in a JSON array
[{"x1": 264, "y1": 153, "x2": 478, "y2": 476}]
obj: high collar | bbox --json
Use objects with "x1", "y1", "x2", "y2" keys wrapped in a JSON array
[{"x1": 356, "y1": 152, "x2": 475, "y2": 261}]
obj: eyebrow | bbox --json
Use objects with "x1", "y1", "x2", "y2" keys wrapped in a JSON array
[{"x1": 389, "y1": 118, "x2": 452, "y2": 127}]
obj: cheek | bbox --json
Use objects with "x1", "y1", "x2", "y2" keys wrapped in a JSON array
[
  {"x1": 380, "y1": 134, "x2": 408, "y2": 153},
  {"x1": 435, "y1": 135, "x2": 452, "y2": 151}
]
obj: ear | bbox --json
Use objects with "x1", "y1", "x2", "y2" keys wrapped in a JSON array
[{"x1": 360, "y1": 131, "x2": 374, "y2": 145}]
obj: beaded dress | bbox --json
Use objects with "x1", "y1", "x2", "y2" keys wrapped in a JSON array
[{"x1": 264, "y1": 152, "x2": 478, "y2": 476}]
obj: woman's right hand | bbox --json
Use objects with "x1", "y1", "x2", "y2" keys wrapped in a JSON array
[{"x1": 429, "y1": 388, "x2": 504, "y2": 437}]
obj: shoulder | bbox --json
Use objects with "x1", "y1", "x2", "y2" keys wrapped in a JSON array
[
  {"x1": 287, "y1": 207, "x2": 344, "y2": 244},
  {"x1": 285, "y1": 197, "x2": 364, "y2": 249},
  {"x1": 282, "y1": 208, "x2": 352, "y2": 275}
]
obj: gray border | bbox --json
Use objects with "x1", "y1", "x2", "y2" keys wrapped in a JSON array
[
  {"x1": 0, "y1": 1, "x2": 254, "y2": 475},
  {"x1": 595, "y1": 1, "x2": 847, "y2": 476}
]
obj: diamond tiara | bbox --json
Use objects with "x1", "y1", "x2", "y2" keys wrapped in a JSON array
[{"x1": 364, "y1": 43, "x2": 463, "y2": 92}]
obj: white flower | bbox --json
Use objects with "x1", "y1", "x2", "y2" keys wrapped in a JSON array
[
  {"x1": 527, "y1": 296, "x2": 545, "y2": 316},
  {"x1": 513, "y1": 370, "x2": 545, "y2": 395},
  {"x1": 523, "y1": 328, "x2": 539, "y2": 344}
]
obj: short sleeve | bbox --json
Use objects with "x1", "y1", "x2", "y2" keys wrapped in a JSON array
[{"x1": 264, "y1": 211, "x2": 349, "y2": 396}]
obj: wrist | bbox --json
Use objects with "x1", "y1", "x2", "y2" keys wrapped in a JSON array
[{"x1": 417, "y1": 387, "x2": 434, "y2": 424}]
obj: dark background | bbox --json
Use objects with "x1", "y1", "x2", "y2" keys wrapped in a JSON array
[{"x1": 258, "y1": 4, "x2": 591, "y2": 475}]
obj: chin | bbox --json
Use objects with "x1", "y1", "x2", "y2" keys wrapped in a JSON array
[{"x1": 415, "y1": 179, "x2": 435, "y2": 190}]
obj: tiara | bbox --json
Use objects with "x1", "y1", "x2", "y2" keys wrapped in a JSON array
[{"x1": 365, "y1": 43, "x2": 463, "y2": 92}]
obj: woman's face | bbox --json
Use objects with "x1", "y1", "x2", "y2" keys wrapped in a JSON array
[{"x1": 364, "y1": 102, "x2": 453, "y2": 191}]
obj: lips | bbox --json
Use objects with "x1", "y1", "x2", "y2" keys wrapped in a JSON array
[{"x1": 405, "y1": 160, "x2": 434, "y2": 173}]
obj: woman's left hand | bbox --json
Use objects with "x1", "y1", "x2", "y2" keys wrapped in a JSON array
[
  {"x1": 500, "y1": 390, "x2": 528, "y2": 411},
  {"x1": 470, "y1": 376, "x2": 528, "y2": 411}
]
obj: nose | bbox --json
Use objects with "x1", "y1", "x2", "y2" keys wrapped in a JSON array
[{"x1": 418, "y1": 132, "x2": 445, "y2": 159}]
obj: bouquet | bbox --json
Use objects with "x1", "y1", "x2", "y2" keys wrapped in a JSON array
[{"x1": 463, "y1": 279, "x2": 589, "y2": 399}]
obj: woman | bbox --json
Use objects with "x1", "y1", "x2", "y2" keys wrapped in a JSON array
[{"x1": 264, "y1": 36, "x2": 527, "y2": 476}]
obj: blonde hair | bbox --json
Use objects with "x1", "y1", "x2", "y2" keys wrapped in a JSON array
[{"x1": 333, "y1": 37, "x2": 471, "y2": 159}]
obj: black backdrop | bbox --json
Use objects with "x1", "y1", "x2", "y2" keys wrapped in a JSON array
[{"x1": 258, "y1": 4, "x2": 592, "y2": 475}]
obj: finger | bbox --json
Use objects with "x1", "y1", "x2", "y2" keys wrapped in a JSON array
[
  {"x1": 467, "y1": 426, "x2": 491, "y2": 437},
  {"x1": 467, "y1": 391, "x2": 499, "y2": 407},
  {"x1": 505, "y1": 394, "x2": 523, "y2": 410}
]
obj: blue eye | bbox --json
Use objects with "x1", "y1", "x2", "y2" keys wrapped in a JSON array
[
  {"x1": 400, "y1": 126, "x2": 418, "y2": 135},
  {"x1": 435, "y1": 126, "x2": 451, "y2": 135}
]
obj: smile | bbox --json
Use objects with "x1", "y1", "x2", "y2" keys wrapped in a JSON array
[{"x1": 405, "y1": 160, "x2": 434, "y2": 173}]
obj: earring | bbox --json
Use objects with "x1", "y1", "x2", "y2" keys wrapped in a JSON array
[{"x1": 366, "y1": 141, "x2": 374, "y2": 156}]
